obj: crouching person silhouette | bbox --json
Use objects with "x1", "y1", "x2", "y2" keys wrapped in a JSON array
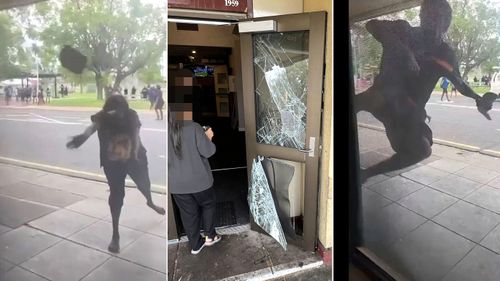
[
  {"x1": 66, "y1": 94, "x2": 165, "y2": 253},
  {"x1": 355, "y1": 0, "x2": 497, "y2": 183}
]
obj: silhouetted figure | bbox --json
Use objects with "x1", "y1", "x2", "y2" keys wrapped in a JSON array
[
  {"x1": 141, "y1": 86, "x2": 148, "y2": 100},
  {"x1": 131, "y1": 86, "x2": 136, "y2": 98},
  {"x1": 451, "y1": 83, "x2": 457, "y2": 97},
  {"x1": 46, "y1": 87, "x2": 51, "y2": 103},
  {"x1": 4, "y1": 86, "x2": 12, "y2": 106},
  {"x1": 38, "y1": 87, "x2": 45, "y2": 105},
  {"x1": 148, "y1": 85, "x2": 156, "y2": 109},
  {"x1": 355, "y1": 0, "x2": 497, "y2": 183}
]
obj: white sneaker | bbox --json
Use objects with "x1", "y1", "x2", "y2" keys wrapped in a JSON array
[{"x1": 191, "y1": 240, "x2": 206, "y2": 255}]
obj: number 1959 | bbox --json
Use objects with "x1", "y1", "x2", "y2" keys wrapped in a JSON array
[{"x1": 225, "y1": 0, "x2": 239, "y2": 7}]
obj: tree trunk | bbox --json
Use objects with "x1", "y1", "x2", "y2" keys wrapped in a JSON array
[
  {"x1": 95, "y1": 73, "x2": 104, "y2": 100},
  {"x1": 113, "y1": 73, "x2": 124, "y2": 91},
  {"x1": 462, "y1": 66, "x2": 472, "y2": 81},
  {"x1": 80, "y1": 74, "x2": 83, "y2": 94}
]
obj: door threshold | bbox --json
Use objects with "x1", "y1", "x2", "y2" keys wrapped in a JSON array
[{"x1": 168, "y1": 223, "x2": 251, "y2": 245}]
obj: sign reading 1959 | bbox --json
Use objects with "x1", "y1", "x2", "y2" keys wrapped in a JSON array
[{"x1": 225, "y1": 0, "x2": 239, "y2": 7}]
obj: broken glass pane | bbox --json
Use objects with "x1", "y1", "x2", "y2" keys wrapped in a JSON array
[
  {"x1": 248, "y1": 157, "x2": 287, "y2": 250},
  {"x1": 253, "y1": 31, "x2": 309, "y2": 149}
]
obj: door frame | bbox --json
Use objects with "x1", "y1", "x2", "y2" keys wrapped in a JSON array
[{"x1": 239, "y1": 11, "x2": 327, "y2": 251}]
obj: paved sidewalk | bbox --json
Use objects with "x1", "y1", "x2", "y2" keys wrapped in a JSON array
[
  {"x1": 0, "y1": 163, "x2": 166, "y2": 281},
  {"x1": 168, "y1": 230, "x2": 327, "y2": 281},
  {"x1": 359, "y1": 126, "x2": 500, "y2": 281}
]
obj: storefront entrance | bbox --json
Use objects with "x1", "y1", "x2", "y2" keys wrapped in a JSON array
[{"x1": 168, "y1": 11, "x2": 327, "y2": 252}]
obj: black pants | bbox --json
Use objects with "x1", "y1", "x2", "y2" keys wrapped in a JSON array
[
  {"x1": 103, "y1": 158, "x2": 153, "y2": 234},
  {"x1": 172, "y1": 187, "x2": 216, "y2": 250}
]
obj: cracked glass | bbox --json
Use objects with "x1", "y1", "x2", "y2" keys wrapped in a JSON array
[
  {"x1": 248, "y1": 157, "x2": 288, "y2": 250},
  {"x1": 252, "y1": 31, "x2": 309, "y2": 149}
]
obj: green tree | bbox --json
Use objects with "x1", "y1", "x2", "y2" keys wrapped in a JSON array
[
  {"x1": 39, "y1": 0, "x2": 166, "y2": 99},
  {"x1": 0, "y1": 11, "x2": 28, "y2": 79},
  {"x1": 137, "y1": 62, "x2": 163, "y2": 84},
  {"x1": 447, "y1": 0, "x2": 500, "y2": 79}
]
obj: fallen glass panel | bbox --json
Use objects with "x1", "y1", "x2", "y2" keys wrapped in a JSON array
[{"x1": 248, "y1": 157, "x2": 287, "y2": 250}]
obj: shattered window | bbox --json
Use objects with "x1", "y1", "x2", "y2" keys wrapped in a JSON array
[{"x1": 252, "y1": 31, "x2": 309, "y2": 149}]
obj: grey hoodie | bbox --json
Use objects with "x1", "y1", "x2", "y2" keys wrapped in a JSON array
[{"x1": 168, "y1": 121, "x2": 216, "y2": 194}]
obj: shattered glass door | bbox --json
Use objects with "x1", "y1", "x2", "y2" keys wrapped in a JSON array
[{"x1": 252, "y1": 31, "x2": 309, "y2": 149}]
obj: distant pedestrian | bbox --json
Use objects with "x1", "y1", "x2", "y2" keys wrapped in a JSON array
[
  {"x1": 124, "y1": 88, "x2": 128, "y2": 96},
  {"x1": 46, "y1": 87, "x2": 51, "y2": 103},
  {"x1": 154, "y1": 85, "x2": 164, "y2": 120},
  {"x1": 451, "y1": 83, "x2": 457, "y2": 97},
  {"x1": 440, "y1": 77, "x2": 450, "y2": 102},
  {"x1": 4, "y1": 86, "x2": 12, "y2": 106},
  {"x1": 141, "y1": 86, "x2": 148, "y2": 100},
  {"x1": 38, "y1": 87, "x2": 45, "y2": 105},
  {"x1": 148, "y1": 86, "x2": 157, "y2": 110},
  {"x1": 32, "y1": 87, "x2": 38, "y2": 104},
  {"x1": 131, "y1": 86, "x2": 136, "y2": 99},
  {"x1": 60, "y1": 84, "x2": 65, "y2": 97}
]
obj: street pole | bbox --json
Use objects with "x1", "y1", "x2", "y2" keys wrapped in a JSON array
[{"x1": 36, "y1": 56, "x2": 39, "y2": 95}]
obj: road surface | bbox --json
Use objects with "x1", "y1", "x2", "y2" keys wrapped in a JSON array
[
  {"x1": 357, "y1": 93, "x2": 500, "y2": 153},
  {"x1": 0, "y1": 107, "x2": 166, "y2": 186}
]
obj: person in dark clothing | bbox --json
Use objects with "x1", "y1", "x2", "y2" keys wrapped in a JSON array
[
  {"x1": 154, "y1": 85, "x2": 164, "y2": 120},
  {"x1": 148, "y1": 86, "x2": 157, "y2": 109},
  {"x1": 131, "y1": 86, "x2": 137, "y2": 98},
  {"x1": 168, "y1": 108, "x2": 221, "y2": 254},
  {"x1": 141, "y1": 86, "x2": 148, "y2": 100},
  {"x1": 66, "y1": 95, "x2": 165, "y2": 253},
  {"x1": 451, "y1": 83, "x2": 457, "y2": 97},
  {"x1": 4, "y1": 86, "x2": 12, "y2": 106},
  {"x1": 355, "y1": 0, "x2": 496, "y2": 183}
]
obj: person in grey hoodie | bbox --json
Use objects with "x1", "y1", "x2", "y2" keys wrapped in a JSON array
[{"x1": 168, "y1": 108, "x2": 221, "y2": 254}]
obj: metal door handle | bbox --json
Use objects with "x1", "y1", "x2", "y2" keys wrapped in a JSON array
[{"x1": 298, "y1": 137, "x2": 316, "y2": 157}]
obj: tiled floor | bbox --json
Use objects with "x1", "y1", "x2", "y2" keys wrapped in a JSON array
[
  {"x1": 359, "y1": 127, "x2": 500, "y2": 281},
  {"x1": 0, "y1": 163, "x2": 166, "y2": 281}
]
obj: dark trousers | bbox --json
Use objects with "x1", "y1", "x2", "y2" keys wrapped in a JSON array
[
  {"x1": 172, "y1": 187, "x2": 216, "y2": 250},
  {"x1": 103, "y1": 158, "x2": 153, "y2": 236}
]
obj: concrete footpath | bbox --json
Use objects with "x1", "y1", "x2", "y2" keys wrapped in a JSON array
[
  {"x1": 359, "y1": 126, "x2": 500, "y2": 281},
  {"x1": 0, "y1": 162, "x2": 331, "y2": 281},
  {"x1": 168, "y1": 231, "x2": 330, "y2": 281},
  {"x1": 0, "y1": 163, "x2": 166, "y2": 281}
]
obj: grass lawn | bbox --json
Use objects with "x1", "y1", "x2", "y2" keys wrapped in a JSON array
[{"x1": 48, "y1": 92, "x2": 152, "y2": 110}]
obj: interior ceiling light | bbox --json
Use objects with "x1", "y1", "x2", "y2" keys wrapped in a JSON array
[{"x1": 168, "y1": 18, "x2": 233, "y2": 26}]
